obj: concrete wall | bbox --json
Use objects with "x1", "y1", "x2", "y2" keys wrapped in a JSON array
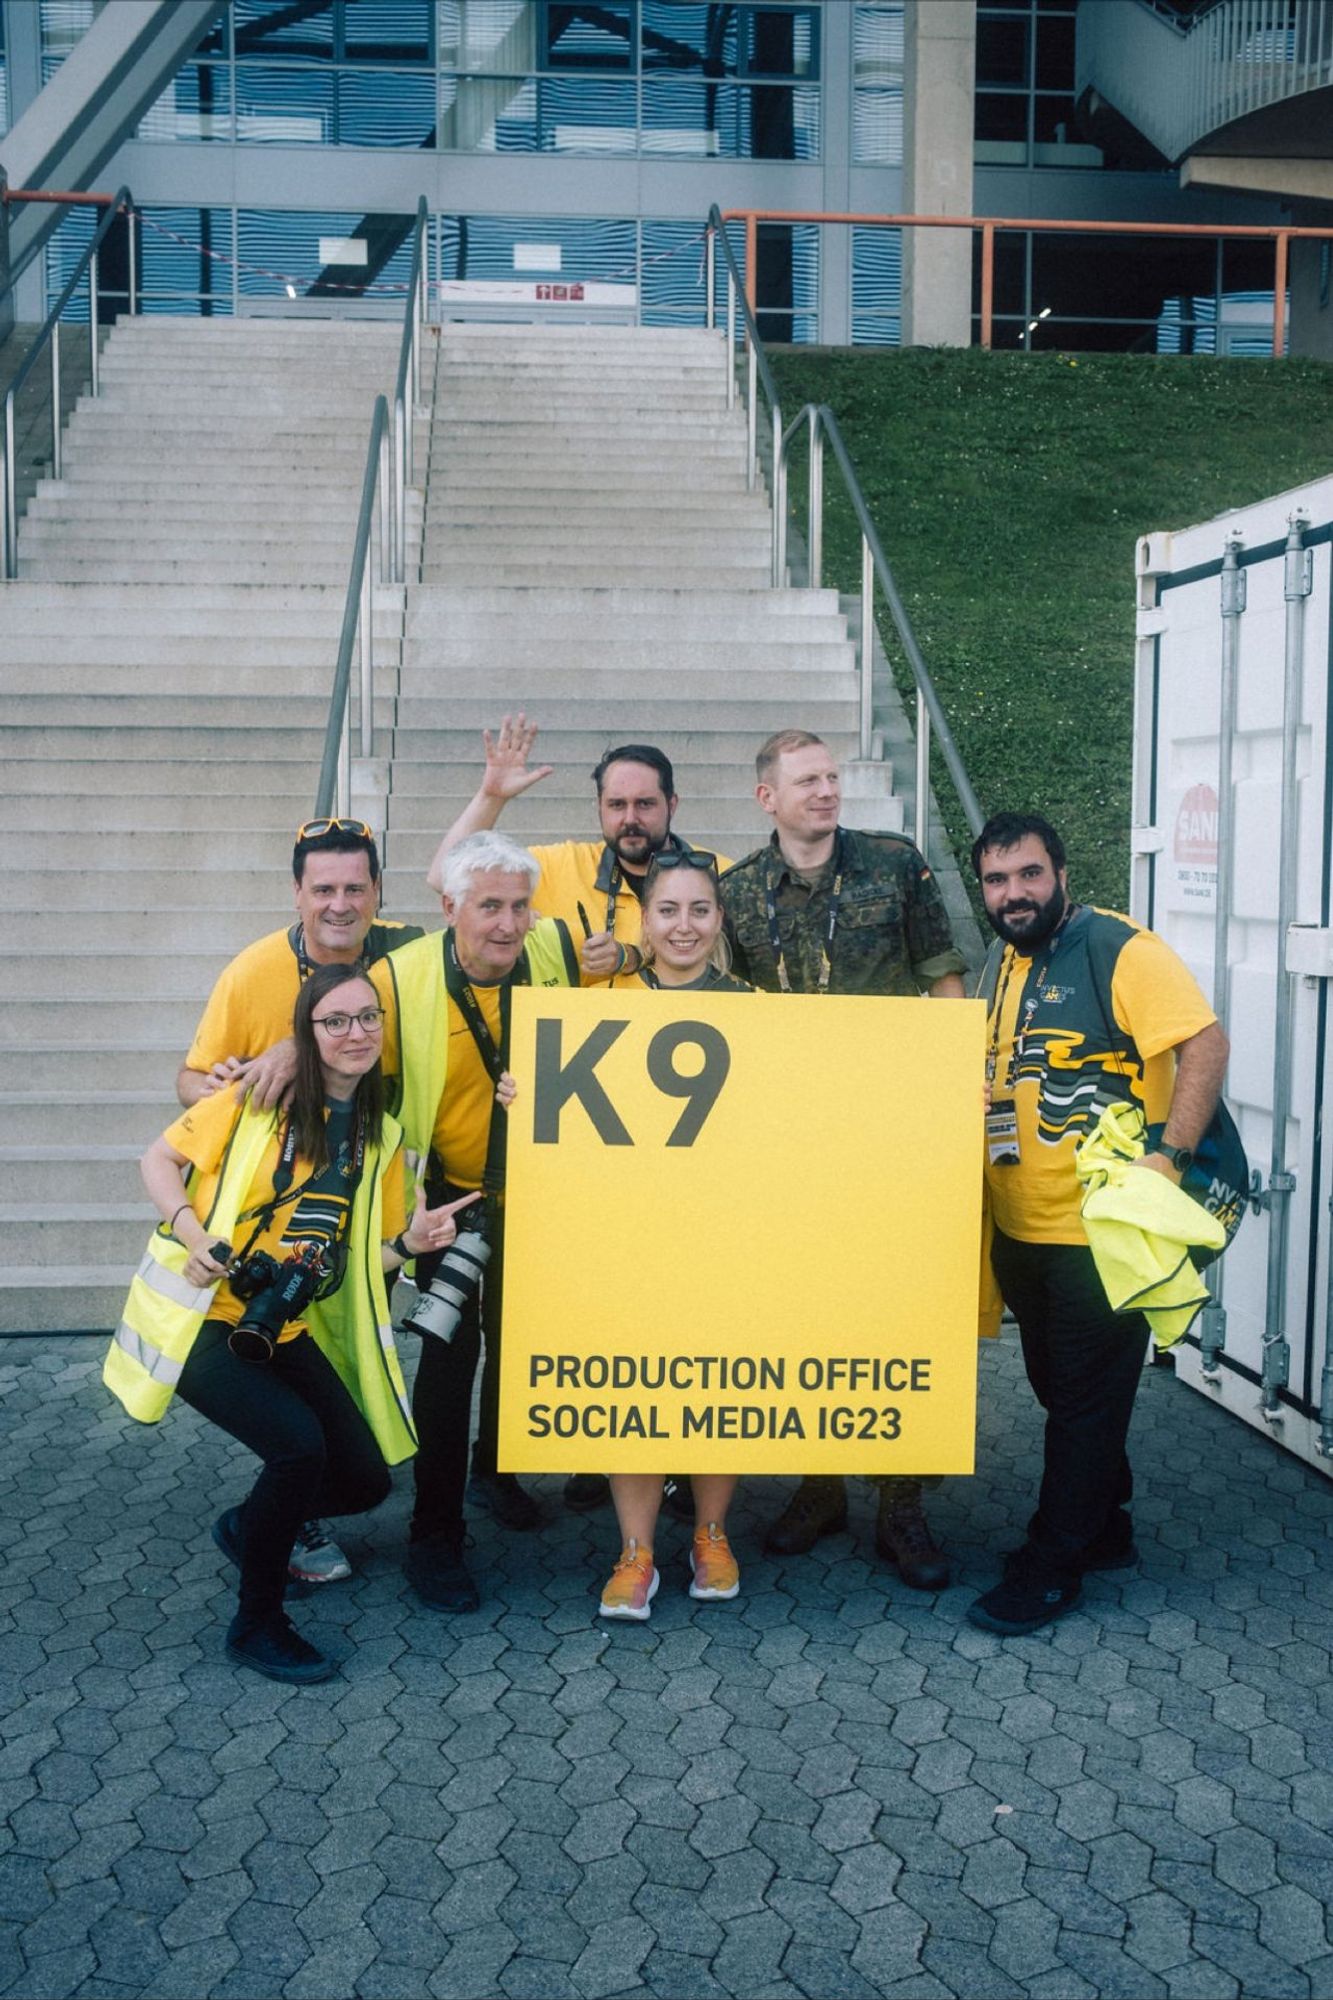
[
  {"x1": 1291, "y1": 236, "x2": 1333, "y2": 359},
  {"x1": 901, "y1": 0, "x2": 976, "y2": 347}
]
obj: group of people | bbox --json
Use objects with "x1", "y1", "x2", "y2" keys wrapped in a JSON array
[{"x1": 105, "y1": 719, "x2": 1228, "y2": 1683}]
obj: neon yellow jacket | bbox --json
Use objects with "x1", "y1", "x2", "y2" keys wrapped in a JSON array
[
  {"x1": 104, "y1": 1100, "x2": 417, "y2": 1463},
  {"x1": 374, "y1": 920, "x2": 578, "y2": 1167},
  {"x1": 1075, "y1": 1102, "x2": 1226, "y2": 1348}
]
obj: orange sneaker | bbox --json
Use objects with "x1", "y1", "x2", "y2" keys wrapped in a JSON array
[
  {"x1": 689, "y1": 1523, "x2": 740, "y2": 1601},
  {"x1": 599, "y1": 1539, "x2": 659, "y2": 1621}
]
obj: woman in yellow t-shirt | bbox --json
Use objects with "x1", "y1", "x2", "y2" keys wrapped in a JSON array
[
  {"x1": 137, "y1": 964, "x2": 476, "y2": 1684},
  {"x1": 598, "y1": 855, "x2": 751, "y2": 1623}
]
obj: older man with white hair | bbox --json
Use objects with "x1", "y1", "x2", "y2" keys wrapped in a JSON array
[{"x1": 371, "y1": 832, "x2": 580, "y2": 1611}]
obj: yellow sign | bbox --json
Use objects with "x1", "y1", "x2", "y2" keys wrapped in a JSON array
[{"x1": 500, "y1": 988, "x2": 986, "y2": 1474}]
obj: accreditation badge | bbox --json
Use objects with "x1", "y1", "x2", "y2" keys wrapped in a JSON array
[{"x1": 986, "y1": 1098, "x2": 1020, "y2": 1168}]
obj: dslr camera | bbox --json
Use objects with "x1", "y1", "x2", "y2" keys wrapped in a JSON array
[
  {"x1": 400, "y1": 1205, "x2": 491, "y2": 1344},
  {"x1": 209, "y1": 1240, "x2": 335, "y2": 1363}
]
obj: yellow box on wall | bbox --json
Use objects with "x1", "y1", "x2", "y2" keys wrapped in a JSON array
[{"x1": 499, "y1": 988, "x2": 986, "y2": 1475}]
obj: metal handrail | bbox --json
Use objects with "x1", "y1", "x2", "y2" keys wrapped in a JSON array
[
  {"x1": 703, "y1": 203, "x2": 783, "y2": 582},
  {"x1": 0, "y1": 188, "x2": 125, "y2": 310},
  {"x1": 391, "y1": 195, "x2": 429, "y2": 583},
  {"x1": 776, "y1": 402, "x2": 984, "y2": 850},
  {"x1": 316, "y1": 395, "x2": 389, "y2": 816},
  {"x1": 2, "y1": 185, "x2": 134, "y2": 579}
]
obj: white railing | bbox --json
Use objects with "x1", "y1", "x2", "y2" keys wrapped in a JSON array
[{"x1": 1077, "y1": 0, "x2": 1333, "y2": 165}]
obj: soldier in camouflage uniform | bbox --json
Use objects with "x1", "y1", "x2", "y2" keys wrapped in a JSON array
[{"x1": 722, "y1": 730, "x2": 967, "y2": 1590}]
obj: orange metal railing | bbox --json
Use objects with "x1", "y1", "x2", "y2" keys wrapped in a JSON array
[{"x1": 721, "y1": 209, "x2": 1333, "y2": 358}]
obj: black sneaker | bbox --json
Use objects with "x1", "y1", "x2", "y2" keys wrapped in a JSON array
[
  {"x1": 466, "y1": 1470, "x2": 541, "y2": 1532},
  {"x1": 1082, "y1": 1518, "x2": 1140, "y2": 1572},
  {"x1": 225, "y1": 1613, "x2": 335, "y2": 1684},
  {"x1": 564, "y1": 1473, "x2": 611, "y2": 1513},
  {"x1": 661, "y1": 1476, "x2": 694, "y2": 1523},
  {"x1": 1002, "y1": 1518, "x2": 1139, "y2": 1577},
  {"x1": 968, "y1": 1554, "x2": 1081, "y2": 1637},
  {"x1": 406, "y1": 1530, "x2": 481, "y2": 1613},
  {"x1": 212, "y1": 1506, "x2": 245, "y2": 1569}
]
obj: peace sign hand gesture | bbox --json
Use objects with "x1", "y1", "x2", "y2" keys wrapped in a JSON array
[
  {"x1": 400, "y1": 1187, "x2": 482, "y2": 1259},
  {"x1": 480, "y1": 713, "x2": 554, "y2": 802}
]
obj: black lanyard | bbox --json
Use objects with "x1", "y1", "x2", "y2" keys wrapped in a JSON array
[
  {"x1": 444, "y1": 934, "x2": 528, "y2": 1195},
  {"x1": 764, "y1": 834, "x2": 845, "y2": 995},
  {"x1": 985, "y1": 908, "x2": 1077, "y2": 1090},
  {"x1": 289, "y1": 924, "x2": 315, "y2": 982}
]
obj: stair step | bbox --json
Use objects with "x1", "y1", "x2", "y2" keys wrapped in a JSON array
[
  {"x1": 0, "y1": 1270, "x2": 134, "y2": 1336},
  {"x1": 0, "y1": 1046, "x2": 189, "y2": 1092},
  {"x1": 0, "y1": 1151, "x2": 147, "y2": 1204},
  {"x1": 3, "y1": 909, "x2": 296, "y2": 951},
  {"x1": 2, "y1": 760, "x2": 317, "y2": 796},
  {"x1": 0, "y1": 1212, "x2": 162, "y2": 1268}
]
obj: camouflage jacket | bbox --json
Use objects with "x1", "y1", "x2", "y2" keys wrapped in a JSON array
[{"x1": 720, "y1": 828, "x2": 965, "y2": 996}]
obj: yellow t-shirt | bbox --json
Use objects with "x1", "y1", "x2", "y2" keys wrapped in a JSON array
[
  {"x1": 532, "y1": 840, "x2": 731, "y2": 989},
  {"x1": 185, "y1": 922, "x2": 421, "y2": 1074},
  {"x1": 164, "y1": 1086, "x2": 406, "y2": 1335},
  {"x1": 984, "y1": 911, "x2": 1216, "y2": 1246}
]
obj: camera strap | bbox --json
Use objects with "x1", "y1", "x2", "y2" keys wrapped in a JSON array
[
  {"x1": 764, "y1": 832, "x2": 846, "y2": 995},
  {"x1": 233, "y1": 1109, "x2": 365, "y2": 1260},
  {"x1": 445, "y1": 934, "x2": 529, "y2": 1197}
]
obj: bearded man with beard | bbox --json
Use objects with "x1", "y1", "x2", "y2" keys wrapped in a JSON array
[{"x1": 968, "y1": 813, "x2": 1229, "y2": 1636}]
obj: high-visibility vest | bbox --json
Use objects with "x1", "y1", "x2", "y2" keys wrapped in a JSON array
[
  {"x1": 375, "y1": 920, "x2": 578, "y2": 1165},
  {"x1": 104, "y1": 1099, "x2": 417, "y2": 1465}
]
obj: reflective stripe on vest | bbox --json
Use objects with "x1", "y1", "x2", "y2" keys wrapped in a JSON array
[
  {"x1": 105, "y1": 1101, "x2": 278, "y2": 1427},
  {"x1": 132, "y1": 1247, "x2": 216, "y2": 1316},
  {"x1": 112, "y1": 1318, "x2": 184, "y2": 1386}
]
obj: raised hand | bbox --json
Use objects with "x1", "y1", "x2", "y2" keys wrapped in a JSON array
[{"x1": 480, "y1": 712, "x2": 555, "y2": 802}]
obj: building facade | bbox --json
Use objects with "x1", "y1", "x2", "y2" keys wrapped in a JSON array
[{"x1": 2, "y1": 0, "x2": 1317, "y2": 353}]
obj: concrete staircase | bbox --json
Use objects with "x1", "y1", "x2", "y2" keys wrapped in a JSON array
[
  {"x1": 3, "y1": 314, "x2": 907, "y2": 1335},
  {"x1": 3, "y1": 317, "x2": 416, "y2": 1334},
  {"x1": 382, "y1": 323, "x2": 897, "y2": 919}
]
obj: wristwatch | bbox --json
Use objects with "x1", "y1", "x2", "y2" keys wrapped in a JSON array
[{"x1": 1156, "y1": 1142, "x2": 1194, "y2": 1173}]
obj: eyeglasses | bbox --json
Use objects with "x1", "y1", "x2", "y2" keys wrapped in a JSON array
[
  {"x1": 311, "y1": 1007, "x2": 385, "y2": 1037},
  {"x1": 646, "y1": 850, "x2": 718, "y2": 877},
  {"x1": 296, "y1": 817, "x2": 374, "y2": 843}
]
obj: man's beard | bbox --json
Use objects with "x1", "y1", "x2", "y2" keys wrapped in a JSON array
[
  {"x1": 610, "y1": 826, "x2": 668, "y2": 870},
  {"x1": 987, "y1": 880, "x2": 1067, "y2": 953}
]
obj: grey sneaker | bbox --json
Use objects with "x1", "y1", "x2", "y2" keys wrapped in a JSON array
[{"x1": 288, "y1": 1521, "x2": 352, "y2": 1584}]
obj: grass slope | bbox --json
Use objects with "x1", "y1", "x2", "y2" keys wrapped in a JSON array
[{"x1": 767, "y1": 348, "x2": 1333, "y2": 910}]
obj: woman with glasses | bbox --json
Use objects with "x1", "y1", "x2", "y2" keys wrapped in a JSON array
[
  {"x1": 109, "y1": 964, "x2": 476, "y2": 1683},
  {"x1": 599, "y1": 853, "x2": 751, "y2": 1622}
]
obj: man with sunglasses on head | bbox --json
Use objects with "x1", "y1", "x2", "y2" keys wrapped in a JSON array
[
  {"x1": 427, "y1": 715, "x2": 728, "y2": 1516},
  {"x1": 174, "y1": 816, "x2": 424, "y2": 1587},
  {"x1": 177, "y1": 818, "x2": 423, "y2": 1115},
  {"x1": 722, "y1": 730, "x2": 967, "y2": 1592}
]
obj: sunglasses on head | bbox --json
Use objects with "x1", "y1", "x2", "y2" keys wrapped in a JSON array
[
  {"x1": 295, "y1": 817, "x2": 374, "y2": 843},
  {"x1": 646, "y1": 850, "x2": 718, "y2": 878}
]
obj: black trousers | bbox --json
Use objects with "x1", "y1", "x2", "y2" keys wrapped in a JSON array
[
  {"x1": 990, "y1": 1229, "x2": 1148, "y2": 1579},
  {"x1": 177, "y1": 1319, "x2": 390, "y2": 1627},
  {"x1": 409, "y1": 1196, "x2": 505, "y2": 1539}
]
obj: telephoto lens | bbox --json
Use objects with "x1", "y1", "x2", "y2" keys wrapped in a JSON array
[{"x1": 400, "y1": 1213, "x2": 491, "y2": 1343}]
